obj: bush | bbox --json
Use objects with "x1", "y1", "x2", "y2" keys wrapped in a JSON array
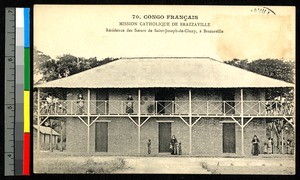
[{"x1": 34, "y1": 156, "x2": 126, "y2": 174}]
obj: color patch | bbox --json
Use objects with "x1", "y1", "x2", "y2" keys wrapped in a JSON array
[
  {"x1": 23, "y1": 133, "x2": 30, "y2": 175},
  {"x1": 24, "y1": 8, "x2": 30, "y2": 48},
  {"x1": 24, "y1": 91, "x2": 30, "y2": 133},
  {"x1": 24, "y1": 48, "x2": 30, "y2": 91}
]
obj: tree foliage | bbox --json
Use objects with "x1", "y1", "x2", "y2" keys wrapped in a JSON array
[
  {"x1": 34, "y1": 48, "x2": 118, "y2": 84},
  {"x1": 224, "y1": 58, "x2": 295, "y2": 100},
  {"x1": 224, "y1": 58, "x2": 294, "y2": 83}
]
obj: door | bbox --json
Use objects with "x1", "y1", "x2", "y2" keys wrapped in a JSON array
[
  {"x1": 95, "y1": 122, "x2": 108, "y2": 152},
  {"x1": 96, "y1": 90, "x2": 109, "y2": 114},
  {"x1": 159, "y1": 122, "x2": 171, "y2": 152},
  {"x1": 223, "y1": 123, "x2": 236, "y2": 153},
  {"x1": 222, "y1": 90, "x2": 235, "y2": 115},
  {"x1": 155, "y1": 89, "x2": 175, "y2": 114}
]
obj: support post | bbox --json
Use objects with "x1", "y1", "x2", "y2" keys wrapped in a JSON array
[
  {"x1": 60, "y1": 120, "x2": 63, "y2": 151},
  {"x1": 138, "y1": 89, "x2": 141, "y2": 154},
  {"x1": 281, "y1": 123, "x2": 284, "y2": 154},
  {"x1": 87, "y1": 89, "x2": 90, "y2": 153},
  {"x1": 189, "y1": 89, "x2": 192, "y2": 155},
  {"x1": 50, "y1": 120, "x2": 53, "y2": 152},
  {"x1": 37, "y1": 88, "x2": 41, "y2": 152},
  {"x1": 241, "y1": 89, "x2": 244, "y2": 156}
]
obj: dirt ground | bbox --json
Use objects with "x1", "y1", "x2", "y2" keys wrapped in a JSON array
[
  {"x1": 114, "y1": 156, "x2": 295, "y2": 174},
  {"x1": 34, "y1": 152, "x2": 295, "y2": 174}
]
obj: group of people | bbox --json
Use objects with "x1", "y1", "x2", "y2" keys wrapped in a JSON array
[
  {"x1": 41, "y1": 95, "x2": 65, "y2": 113},
  {"x1": 265, "y1": 97, "x2": 294, "y2": 115},
  {"x1": 252, "y1": 135, "x2": 294, "y2": 156},
  {"x1": 147, "y1": 135, "x2": 182, "y2": 155},
  {"x1": 41, "y1": 93, "x2": 86, "y2": 114},
  {"x1": 170, "y1": 135, "x2": 182, "y2": 155}
]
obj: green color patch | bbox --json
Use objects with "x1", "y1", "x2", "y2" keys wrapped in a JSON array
[{"x1": 24, "y1": 48, "x2": 30, "y2": 90}]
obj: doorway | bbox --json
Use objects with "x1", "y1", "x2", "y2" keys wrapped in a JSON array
[
  {"x1": 223, "y1": 123, "x2": 236, "y2": 153},
  {"x1": 222, "y1": 90, "x2": 235, "y2": 115},
  {"x1": 158, "y1": 122, "x2": 171, "y2": 153},
  {"x1": 155, "y1": 89, "x2": 175, "y2": 114},
  {"x1": 95, "y1": 122, "x2": 108, "y2": 152}
]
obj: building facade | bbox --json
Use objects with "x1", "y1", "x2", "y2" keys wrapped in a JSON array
[{"x1": 35, "y1": 58, "x2": 294, "y2": 156}]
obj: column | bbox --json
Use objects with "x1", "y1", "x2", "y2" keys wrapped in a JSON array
[
  {"x1": 241, "y1": 88, "x2": 244, "y2": 155},
  {"x1": 189, "y1": 89, "x2": 192, "y2": 155},
  {"x1": 87, "y1": 89, "x2": 90, "y2": 153},
  {"x1": 138, "y1": 89, "x2": 141, "y2": 153},
  {"x1": 37, "y1": 88, "x2": 40, "y2": 152}
]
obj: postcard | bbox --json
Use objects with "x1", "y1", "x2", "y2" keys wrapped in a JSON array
[{"x1": 33, "y1": 5, "x2": 295, "y2": 174}]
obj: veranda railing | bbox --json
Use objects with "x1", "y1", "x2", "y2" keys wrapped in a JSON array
[{"x1": 39, "y1": 100, "x2": 294, "y2": 116}]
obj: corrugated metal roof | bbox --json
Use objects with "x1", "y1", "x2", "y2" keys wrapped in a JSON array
[
  {"x1": 33, "y1": 125, "x2": 60, "y2": 136},
  {"x1": 35, "y1": 57, "x2": 294, "y2": 88}
]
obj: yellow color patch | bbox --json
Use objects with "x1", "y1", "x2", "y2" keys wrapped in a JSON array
[{"x1": 24, "y1": 91, "x2": 30, "y2": 133}]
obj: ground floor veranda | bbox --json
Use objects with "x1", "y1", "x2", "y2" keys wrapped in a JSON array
[{"x1": 35, "y1": 115, "x2": 294, "y2": 156}]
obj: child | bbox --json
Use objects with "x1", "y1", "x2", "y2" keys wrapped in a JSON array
[
  {"x1": 178, "y1": 142, "x2": 182, "y2": 155},
  {"x1": 263, "y1": 142, "x2": 268, "y2": 154},
  {"x1": 267, "y1": 137, "x2": 273, "y2": 154},
  {"x1": 147, "y1": 139, "x2": 151, "y2": 154}
]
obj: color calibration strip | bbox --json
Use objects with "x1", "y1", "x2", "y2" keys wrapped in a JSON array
[
  {"x1": 16, "y1": 8, "x2": 30, "y2": 176},
  {"x1": 23, "y1": 8, "x2": 30, "y2": 176}
]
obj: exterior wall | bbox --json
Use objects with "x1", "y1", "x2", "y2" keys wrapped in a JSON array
[
  {"x1": 141, "y1": 89, "x2": 155, "y2": 114},
  {"x1": 107, "y1": 118, "x2": 138, "y2": 154},
  {"x1": 140, "y1": 118, "x2": 159, "y2": 154},
  {"x1": 171, "y1": 117, "x2": 190, "y2": 155},
  {"x1": 108, "y1": 89, "x2": 138, "y2": 114},
  {"x1": 175, "y1": 89, "x2": 189, "y2": 114},
  {"x1": 244, "y1": 89, "x2": 266, "y2": 115},
  {"x1": 243, "y1": 118, "x2": 267, "y2": 155},
  {"x1": 65, "y1": 117, "x2": 138, "y2": 154},
  {"x1": 192, "y1": 118, "x2": 223, "y2": 155},
  {"x1": 66, "y1": 89, "x2": 89, "y2": 114},
  {"x1": 192, "y1": 89, "x2": 223, "y2": 115},
  {"x1": 63, "y1": 88, "x2": 268, "y2": 155},
  {"x1": 66, "y1": 117, "x2": 88, "y2": 152},
  {"x1": 64, "y1": 116, "x2": 267, "y2": 155}
]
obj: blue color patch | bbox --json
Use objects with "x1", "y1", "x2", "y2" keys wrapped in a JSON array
[{"x1": 24, "y1": 8, "x2": 30, "y2": 48}]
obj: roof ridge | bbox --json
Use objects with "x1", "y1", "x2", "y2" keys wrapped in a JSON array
[
  {"x1": 35, "y1": 57, "x2": 294, "y2": 88},
  {"x1": 119, "y1": 57, "x2": 217, "y2": 60}
]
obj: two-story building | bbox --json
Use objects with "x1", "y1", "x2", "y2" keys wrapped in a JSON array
[{"x1": 34, "y1": 57, "x2": 294, "y2": 156}]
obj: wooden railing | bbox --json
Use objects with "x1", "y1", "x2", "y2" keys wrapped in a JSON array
[{"x1": 39, "y1": 100, "x2": 294, "y2": 116}]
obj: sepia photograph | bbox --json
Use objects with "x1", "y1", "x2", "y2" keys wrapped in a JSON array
[{"x1": 33, "y1": 5, "x2": 295, "y2": 174}]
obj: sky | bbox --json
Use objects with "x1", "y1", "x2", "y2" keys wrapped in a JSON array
[{"x1": 34, "y1": 5, "x2": 295, "y2": 61}]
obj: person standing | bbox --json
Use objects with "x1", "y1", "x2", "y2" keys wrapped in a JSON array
[
  {"x1": 251, "y1": 135, "x2": 260, "y2": 156},
  {"x1": 271, "y1": 138, "x2": 274, "y2": 154},
  {"x1": 178, "y1": 142, "x2": 182, "y2": 155},
  {"x1": 170, "y1": 135, "x2": 178, "y2": 155},
  {"x1": 263, "y1": 142, "x2": 268, "y2": 154},
  {"x1": 126, "y1": 94, "x2": 134, "y2": 114},
  {"x1": 77, "y1": 93, "x2": 85, "y2": 114},
  {"x1": 46, "y1": 95, "x2": 53, "y2": 113},
  {"x1": 267, "y1": 137, "x2": 273, "y2": 154},
  {"x1": 147, "y1": 139, "x2": 151, "y2": 154}
]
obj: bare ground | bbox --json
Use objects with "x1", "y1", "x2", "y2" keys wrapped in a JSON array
[{"x1": 34, "y1": 152, "x2": 295, "y2": 174}]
